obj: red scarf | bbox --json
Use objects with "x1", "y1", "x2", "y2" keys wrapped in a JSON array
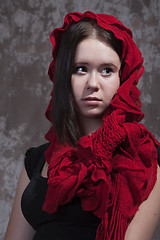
[{"x1": 43, "y1": 11, "x2": 160, "y2": 240}]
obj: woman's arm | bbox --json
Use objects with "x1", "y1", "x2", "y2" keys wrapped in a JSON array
[
  {"x1": 125, "y1": 165, "x2": 160, "y2": 240},
  {"x1": 4, "y1": 167, "x2": 36, "y2": 240}
]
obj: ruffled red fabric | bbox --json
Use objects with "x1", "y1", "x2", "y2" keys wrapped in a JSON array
[{"x1": 43, "y1": 11, "x2": 160, "y2": 240}]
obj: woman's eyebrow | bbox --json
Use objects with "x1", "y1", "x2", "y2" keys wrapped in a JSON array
[
  {"x1": 74, "y1": 62, "x2": 119, "y2": 67},
  {"x1": 74, "y1": 62, "x2": 88, "y2": 65}
]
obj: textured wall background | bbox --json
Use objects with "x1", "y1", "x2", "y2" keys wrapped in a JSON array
[{"x1": 0, "y1": 0, "x2": 160, "y2": 239}]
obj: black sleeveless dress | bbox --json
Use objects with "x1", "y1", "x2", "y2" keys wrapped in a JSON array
[
  {"x1": 21, "y1": 143, "x2": 101, "y2": 240},
  {"x1": 21, "y1": 143, "x2": 160, "y2": 240}
]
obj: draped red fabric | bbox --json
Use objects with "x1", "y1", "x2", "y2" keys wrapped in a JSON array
[{"x1": 43, "y1": 11, "x2": 160, "y2": 240}]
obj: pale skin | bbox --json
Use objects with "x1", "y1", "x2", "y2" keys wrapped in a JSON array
[{"x1": 5, "y1": 37, "x2": 160, "y2": 240}]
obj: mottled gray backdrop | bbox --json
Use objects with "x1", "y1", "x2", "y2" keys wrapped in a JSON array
[{"x1": 0, "y1": 0, "x2": 160, "y2": 239}]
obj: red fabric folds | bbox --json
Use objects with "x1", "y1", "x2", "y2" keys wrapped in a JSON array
[{"x1": 43, "y1": 11, "x2": 160, "y2": 240}]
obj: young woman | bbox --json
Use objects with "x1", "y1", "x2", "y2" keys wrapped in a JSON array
[{"x1": 5, "y1": 11, "x2": 160, "y2": 240}]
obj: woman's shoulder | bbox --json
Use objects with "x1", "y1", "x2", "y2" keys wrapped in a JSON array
[{"x1": 24, "y1": 142, "x2": 50, "y2": 179}]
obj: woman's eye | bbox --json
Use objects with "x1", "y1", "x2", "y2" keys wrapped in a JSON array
[
  {"x1": 74, "y1": 66, "x2": 87, "y2": 74},
  {"x1": 101, "y1": 68, "x2": 112, "y2": 76}
]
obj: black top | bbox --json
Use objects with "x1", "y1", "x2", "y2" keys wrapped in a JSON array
[
  {"x1": 21, "y1": 143, "x2": 101, "y2": 240},
  {"x1": 21, "y1": 143, "x2": 160, "y2": 240}
]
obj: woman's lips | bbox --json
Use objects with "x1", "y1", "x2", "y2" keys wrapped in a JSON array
[{"x1": 82, "y1": 97, "x2": 102, "y2": 105}]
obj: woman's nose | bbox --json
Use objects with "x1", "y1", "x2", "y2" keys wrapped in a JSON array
[{"x1": 86, "y1": 72, "x2": 99, "y2": 91}]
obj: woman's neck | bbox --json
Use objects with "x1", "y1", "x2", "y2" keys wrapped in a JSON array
[{"x1": 78, "y1": 116, "x2": 103, "y2": 136}]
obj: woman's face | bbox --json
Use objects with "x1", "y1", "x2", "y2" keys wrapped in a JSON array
[{"x1": 71, "y1": 37, "x2": 121, "y2": 121}]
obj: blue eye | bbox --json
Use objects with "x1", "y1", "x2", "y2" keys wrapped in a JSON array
[
  {"x1": 101, "y1": 68, "x2": 112, "y2": 76},
  {"x1": 73, "y1": 66, "x2": 87, "y2": 74}
]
